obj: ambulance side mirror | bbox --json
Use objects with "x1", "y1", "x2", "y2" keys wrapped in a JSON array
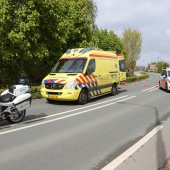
[
  {"x1": 85, "y1": 70, "x2": 92, "y2": 75},
  {"x1": 86, "y1": 68, "x2": 94, "y2": 75}
]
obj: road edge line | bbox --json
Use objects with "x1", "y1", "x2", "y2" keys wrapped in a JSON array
[
  {"x1": 0, "y1": 95, "x2": 128, "y2": 129},
  {"x1": 24, "y1": 95, "x2": 128, "y2": 123},
  {"x1": 149, "y1": 88, "x2": 157, "y2": 92},
  {"x1": 101, "y1": 125, "x2": 163, "y2": 170},
  {"x1": 141, "y1": 86, "x2": 155, "y2": 92}
]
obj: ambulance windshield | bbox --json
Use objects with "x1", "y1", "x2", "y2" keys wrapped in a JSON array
[{"x1": 51, "y1": 58, "x2": 87, "y2": 73}]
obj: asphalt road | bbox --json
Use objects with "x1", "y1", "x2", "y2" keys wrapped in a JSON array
[{"x1": 0, "y1": 73, "x2": 170, "y2": 170}]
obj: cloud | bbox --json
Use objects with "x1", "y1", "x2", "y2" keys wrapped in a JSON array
[{"x1": 94, "y1": 0, "x2": 170, "y2": 66}]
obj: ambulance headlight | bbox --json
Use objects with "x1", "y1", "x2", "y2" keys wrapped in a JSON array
[
  {"x1": 65, "y1": 80, "x2": 77, "y2": 89},
  {"x1": 41, "y1": 81, "x2": 45, "y2": 88}
]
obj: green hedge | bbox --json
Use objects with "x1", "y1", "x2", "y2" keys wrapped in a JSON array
[
  {"x1": 0, "y1": 88, "x2": 5, "y2": 94},
  {"x1": 127, "y1": 72, "x2": 149, "y2": 82},
  {"x1": 31, "y1": 86, "x2": 41, "y2": 99}
]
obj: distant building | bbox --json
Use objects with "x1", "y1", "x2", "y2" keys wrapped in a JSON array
[
  {"x1": 136, "y1": 66, "x2": 145, "y2": 71},
  {"x1": 148, "y1": 63, "x2": 157, "y2": 72}
]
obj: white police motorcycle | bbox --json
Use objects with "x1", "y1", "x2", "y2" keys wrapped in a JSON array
[{"x1": 0, "y1": 85, "x2": 31, "y2": 123}]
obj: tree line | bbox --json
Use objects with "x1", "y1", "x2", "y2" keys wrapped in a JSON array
[
  {"x1": 0, "y1": 0, "x2": 142, "y2": 87},
  {"x1": 148, "y1": 61, "x2": 169, "y2": 73}
]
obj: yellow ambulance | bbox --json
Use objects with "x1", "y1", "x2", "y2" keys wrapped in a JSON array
[{"x1": 41, "y1": 47, "x2": 126, "y2": 104}]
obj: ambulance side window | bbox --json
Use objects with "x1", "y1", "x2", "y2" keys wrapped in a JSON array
[
  {"x1": 119, "y1": 60, "x2": 126, "y2": 72},
  {"x1": 86, "y1": 59, "x2": 96, "y2": 75}
]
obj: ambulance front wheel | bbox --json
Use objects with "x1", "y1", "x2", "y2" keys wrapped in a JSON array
[
  {"x1": 47, "y1": 99, "x2": 54, "y2": 103},
  {"x1": 111, "y1": 84, "x2": 117, "y2": 96},
  {"x1": 77, "y1": 89, "x2": 88, "y2": 105}
]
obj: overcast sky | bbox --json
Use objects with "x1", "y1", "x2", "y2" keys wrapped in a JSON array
[{"x1": 93, "y1": 0, "x2": 170, "y2": 66}]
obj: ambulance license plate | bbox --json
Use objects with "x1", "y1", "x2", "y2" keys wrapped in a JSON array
[{"x1": 48, "y1": 95, "x2": 58, "y2": 100}]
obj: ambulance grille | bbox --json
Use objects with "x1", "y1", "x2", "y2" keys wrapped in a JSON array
[
  {"x1": 48, "y1": 92, "x2": 62, "y2": 95},
  {"x1": 45, "y1": 83, "x2": 65, "y2": 90}
]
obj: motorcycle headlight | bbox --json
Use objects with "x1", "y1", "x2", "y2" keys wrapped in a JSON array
[
  {"x1": 65, "y1": 80, "x2": 77, "y2": 89},
  {"x1": 41, "y1": 81, "x2": 45, "y2": 88}
]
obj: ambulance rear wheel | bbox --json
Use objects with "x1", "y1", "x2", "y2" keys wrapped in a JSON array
[
  {"x1": 78, "y1": 89, "x2": 88, "y2": 105},
  {"x1": 111, "y1": 84, "x2": 117, "y2": 96}
]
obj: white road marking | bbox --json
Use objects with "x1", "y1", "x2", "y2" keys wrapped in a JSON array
[
  {"x1": 0, "y1": 96, "x2": 136, "y2": 136},
  {"x1": 141, "y1": 86, "x2": 155, "y2": 92},
  {"x1": 149, "y1": 88, "x2": 158, "y2": 92},
  {"x1": 101, "y1": 125, "x2": 163, "y2": 170},
  {"x1": 0, "y1": 125, "x2": 14, "y2": 129},
  {"x1": 0, "y1": 95, "x2": 128, "y2": 129},
  {"x1": 24, "y1": 95, "x2": 128, "y2": 123}
]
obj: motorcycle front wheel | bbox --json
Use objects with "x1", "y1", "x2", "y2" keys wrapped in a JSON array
[{"x1": 6, "y1": 110, "x2": 26, "y2": 123}]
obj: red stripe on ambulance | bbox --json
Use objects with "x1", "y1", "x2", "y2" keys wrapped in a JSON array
[
  {"x1": 91, "y1": 74, "x2": 97, "y2": 82},
  {"x1": 82, "y1": 74, "x2": 90, "y2": 83},
  {"x1": 79, "y1": 75, "x2": 87, "y2": 84},
  {"x1": 76, "y1": 78, "x2": 83, "y2": 85},
  {"x1": 90, "y1": 54, "x2": 117, "y2": 59},
  {"x1": 56, "y1": 80, "x2": 66, "y2": 84}
]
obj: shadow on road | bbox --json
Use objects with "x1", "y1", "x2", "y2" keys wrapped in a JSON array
[
  {"x1": 45, "y1": 89, "x2": 127, "y2": 106},
  {"x1": 23, "y1": 113, "x2": 48, "y2": 124},
  {"x1": 0, "y1": 121, "x2": 12, "y2": 129},
  {"x1": 0, "y1": 113, "x2": 48, "y2": 129},
  {"x1": 46, "y1": 100, "x2": 77, "y2": 106},
  {"x1": 23, "y1": 113, "x2": 47, "y2": 121}
]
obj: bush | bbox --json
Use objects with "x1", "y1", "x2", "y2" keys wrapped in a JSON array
[
  {"x1": 31, "y1": 86, "x2": 42, "y2": 99},
  {"x1": 0, "y1": 88, "x2": 5, "y2": 93},
  {"x1": 126, "y1": 72, "x2": 132, "y2": 77},
  {"x1": 0, "y1": 86, "x2": 42, "y2": 99},
  {"x1": 32, "y1": 91, "x2": 42, "y2": 99},
  {"x1": 127, "y1": 72, "x2": 149, "y2": 82},
  {"x1": 31, "y1": 86, "x2": 40, "y2": 93}
]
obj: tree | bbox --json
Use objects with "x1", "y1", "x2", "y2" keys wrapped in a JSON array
[
  {"x1": 93, "y1": 29, "x2": 124, "y2": 54},
  {"x1": 156, "y1": 61, "x2": 169, "y2": 73},
  {"x1": 0, "y1": 0, "x2": 97, "y2": 86},
  {"x1": 122, "y1": 27, "x2": 142, "y2": 75}
]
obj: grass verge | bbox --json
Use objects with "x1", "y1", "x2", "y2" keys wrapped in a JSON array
[{"x1": 160, "y1": 159, "x2": 170, "y2": 170}]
